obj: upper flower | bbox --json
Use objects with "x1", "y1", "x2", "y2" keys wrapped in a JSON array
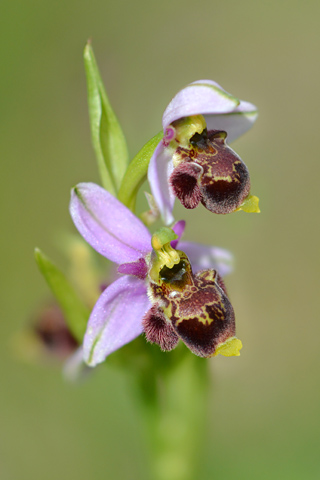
[
  {"x1": 148, "y1": 80, "x2": 259, "y2": 224},
  {"x1": 69, "y1": 183, "x2": 239, "y2": 366}
]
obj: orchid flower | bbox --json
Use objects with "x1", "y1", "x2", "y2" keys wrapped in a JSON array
[
  {"x1": 70, "y1": 182, "x2": 241, "y2": 367},
  {"x1": 148, "y1": 80, "x2": 259, "y2": 225}
]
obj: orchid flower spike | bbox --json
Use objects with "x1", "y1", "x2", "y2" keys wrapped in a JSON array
[
  {"x1": 148, "y1": 80, "x2": 259, "y2": 224},
  {"x1": 70, "y1": 183, "x2": 240, "y2": 367}
]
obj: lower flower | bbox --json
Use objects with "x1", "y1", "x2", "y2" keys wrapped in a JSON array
[
  {"x1": 70, "y1": 183, "x2": 241, "y2": 367},
  {"x1": 144, "y1": 231, "x2": 242, "y2": 358}
]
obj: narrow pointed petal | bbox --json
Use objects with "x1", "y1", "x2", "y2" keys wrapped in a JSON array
[
  {"x1": 117, "y1": 257, "x2": 148, "y2": 279},
  {"x1": 162, "y1": 80, "x2": 240, "y2": 130},
  {"x1": 83, "y1": 276, "x2": 151, "y2": 366},
  {"x1": 179, "y1": 241, "x2": 233, "y2": 276},
  {"x1": 148, "y1": 142, "x2": 175, "y2": 225},
  {"x1": 171, "y1": 220, "x2": 186, "y2": 249},
  {"x1": 70, "y1": 183, "x2": 151, "y2": 264},
  {"x1": 205, "y1": 101, "x2": 258, "y2": 143}
]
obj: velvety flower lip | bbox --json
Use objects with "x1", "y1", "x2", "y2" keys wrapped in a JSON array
[
  {"x1": 70, "y1": 182, "x2": 234, "y2": 367},
  {"x1": 148, "y1": 80, "x2": 258, "y2": 224}
]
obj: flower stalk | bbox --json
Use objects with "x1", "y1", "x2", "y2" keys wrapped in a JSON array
[{"x1": 126, "y1": 343, "x2": 209, "y2": 480}]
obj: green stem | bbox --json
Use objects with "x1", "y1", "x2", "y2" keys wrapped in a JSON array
[
  {"x1": 133, "y1": 352, "x2": 209, "y2": 480},
  {"x1": 118, "y1": 131, "x2": 163, "y2": 211}
]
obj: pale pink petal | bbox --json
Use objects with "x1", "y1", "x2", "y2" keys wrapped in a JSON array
[
  {"x1": 70, "y1": 183, "x2": 151, "y2": 264},
  {"x1": 83, "y1": 276, "x2": 151, "y2": 366},
  {"x1": 162, "y1": 80, "x2": 240, "y2": 130},
  {"x1": 205, "y1": 100, "x2": 258, "y2": 143},
  {"x1": 148, "y1": 142, "x2": 175, "y2": 225}
]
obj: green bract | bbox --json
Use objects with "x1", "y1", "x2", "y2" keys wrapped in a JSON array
[
  {"x1": 118, "y1": 131, "x2": 163, "y2": 211},
  {"x1": 84, "y1": 42, "x2": 129, "y2": 195},
  {"x1": 34, "y1": 248, "x2": 89, "y2": 342}
]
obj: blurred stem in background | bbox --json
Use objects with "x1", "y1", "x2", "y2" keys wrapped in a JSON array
[
  {"x1": 141, "y1": 359, "x2": 208, "y2": 480},
  {"x1": 117, "y1": 340, "x2": 209, "y2": 480},
  {"x1": 139, "y1": 356, "x2": 208, "y2": 480}
]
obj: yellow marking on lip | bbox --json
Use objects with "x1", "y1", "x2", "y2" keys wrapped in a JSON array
[
  {"x1": 174, "y1": 308, "x2": 212, "y2": 326},
  {"x1": 213, "y1": 175, "x2": 233, "y2": 182}
]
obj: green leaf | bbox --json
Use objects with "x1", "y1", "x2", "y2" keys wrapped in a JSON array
[
  {"x1": 118, "y1": 131, "x2": 163, "y2": 211},
  {"x1": 84, "y1": 42, "x2": 129, "y2": 195},
  {"x1": 34, "y1": 248, "x2": 89, "y2": 343}
]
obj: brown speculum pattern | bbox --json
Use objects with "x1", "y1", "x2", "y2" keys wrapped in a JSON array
[
  {"x1": 170, "y1": 129, "x2": 250, "y2": 214},
  {"x1": 143, "y1": 252, "x2": 236, "y2": 357}
]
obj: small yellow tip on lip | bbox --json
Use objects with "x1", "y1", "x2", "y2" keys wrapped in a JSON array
[
  {"x1": 212, "y1": 337, "x2": 243, "y2": 357},
  {"x1": 235, "y1": 195, "x2": 260, "y2": 213}
]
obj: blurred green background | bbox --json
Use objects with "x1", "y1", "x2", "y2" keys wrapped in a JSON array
[{"x1": 1, "y1": 0, "x2": 319, "y2": 478}]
